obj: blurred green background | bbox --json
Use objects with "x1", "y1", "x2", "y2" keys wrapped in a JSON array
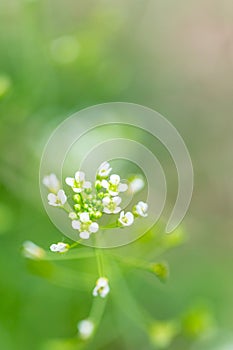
[{"x1": 0, "y1": 0, "x2": 233, "y2": 349}]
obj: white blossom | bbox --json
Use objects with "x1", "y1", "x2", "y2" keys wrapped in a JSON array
[
  {"x1": 118, "y1": 211, "x2": 134, "y2": 226},
  {"x1": 72, "y1": 212, "x2": 99, "y2": 239},
  {"x1": 93, "y1": 277, "x2": 110, "y2": 298},
  {"x1": 129, "y1": 177, "x2": 145, "y2": 194},
  {"x1": 65, "y1": 171, "x2": 92, "y2": 193},
  {"x1": 22, "y1": 241, "x2": 45, "y2": 260},
  {"x1": 43, "y1": 173, "x2": 60, "y2": 193},
  {"x1": 102, "y1": 196, "x2": 121, "y2": 214},
  {"x1": 97, "y1": 161, "x2": 112, "y2": 178},
  {"x1": 47, "y1": 189, "x2": 67, "y2": 207},
  {"x1": 134, "y1": 201, "x2": 148, "y2": 217},
  {"x1": 102, "y1": 174, "x2": 128, "y2": 196},
  {"x1": 69, "y1": 212, "x2": 77, "y2": 220},
  {"x1": 77, "y1": 319, "x2": 94, "y2": 340},
  {"x1": 50, "y1": 242, "x2": 69, "y2": 253}
]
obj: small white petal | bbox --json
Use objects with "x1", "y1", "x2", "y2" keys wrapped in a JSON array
[
  {"x1": 72, "y1": 220, "x2": 81, "y2": 230},
  {"x1": 100, "y1": 284, "x2": 110, "y2": 298},
  {"x1": 101, "y1": 180, "x2": 109, "y2": 189},
  {"x1": 125, "y1": 212, "x2": 134, "y2": 225},
  {"x1": 80, "y1": 212, "x2": 90, "y2": 223},
  {"x1": 65, "y1": 177, "x2": 75, "y2": 186},
  {"x1": 47, "y1": 193, "x2": 57, "y2": 203},
  {"x1": 118, "y1": 183, "x2": 128, "y2": 192},
  {"x1": 83, "y1": 181, "x2": 92, "y2": 189},
  {"x1": 75, "y1": 171, "x2": 85, "y2": 182},
  {"x1": 110, "y1": 174, "x2": 120, "y2": 185},
  {"x1": 113, "y1": 206, "x2": 121, "y2": 214},
  {"x1": 80, "y1": 231, "x2": 90, "y2": 239},
  {"x1": 108, "y1": 190, "x2": 119, "y2": 196},
  {"x1": 57, "y1": 189, "x2": 67, "y2": 204},
  {"x1": 92, "y1": 286, "x2": 98, "y2": 296},
  {"x1": 102, "y1": 196, "x2": 111, "y2": 206},
  {"x1": 113, "y1": 196, "x2": 122, "y2": 205},
  {"x1": 50, "y1": 244, "x2": 58, "y2": 252},
  {"x1": 103, "y1": 207, "x2": 112, "y2": 214},
  {"x1": 89, "y1": 222, "x2": 99, "y2": 233}
]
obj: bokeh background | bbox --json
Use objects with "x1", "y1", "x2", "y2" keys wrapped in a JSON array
[{"x1": 0, "y1": 0, "x2": 233, "y2": 349}]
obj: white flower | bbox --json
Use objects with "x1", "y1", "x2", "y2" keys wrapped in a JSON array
[
  {"x1": 65, "y1": 171, "x2": 91, "y2": 193},
  {"x1": 134, "y1": 201, "x2": 148, "y2": 217},
  {"x1": 72, "y1": 212, "x2": 99, "y2": 239},
  {"x1": 102, "y1": 196, "x2": 121, "y2": 214},
  {"x1": 93, "y1": 277, "x2": 110, "y2": 298},
  {"x1": 47, "y1": 189, "x2": 67, "y2": 206},
  {"x1": 43, "y1": 173, "x2": 60, "y2": 193},
  {"x1": 22, "y1": 241, "x2": 45, "y2": 260},
  {"x1": 69, "y1": 212, "x2": 77, "y2": 220},
  {"x1": 77, "y1": 319, "x2": 94, "y2": 340},
  {"x1": 97, "y1": 161, "x2": 112, "y2": 178},
  {"x1": 102, "y1": 174, "x2": 128, "y2": 196},
  {"x1": 129, "y1": 177, "x2": 145, "y2": 194},
  {"x1": 50, "y1": 242, "x2": 69, "y2": 253},
  {"x1": 118, "y1": 211, "x2": 134, "y2": 226}
]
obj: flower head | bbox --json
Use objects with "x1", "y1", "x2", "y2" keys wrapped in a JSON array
[
  {"x1": 102, "y1": 196, "x2": 121, "y2": 214},
  {"x1": 93, "y1": 277, "x2": 110, "y2": 298},
  {"x1": 47, "y1": 189, "x2": 67, "y2": 207},
  {"x1": 72, "y1": 212, "x2": 99, "y2": 239},
  {"x1": 66, "y1": 171, "x2": 92, "y2": 193},
  {"x1": 43, "y1": 173, "x2": 60, "y2": 193},
  {"x1": 97, "y1": 161, "x2": 112, "y2": 178},
  {"x1": 22, "y1": 241, "x2": 45, "y2": 260},
  {"x1": 50, "y1": 242, "x2": 69, "y2": 253},
  {"x1": 102, "y1": 174, "x2": 128, "y2": 196},
  {"x1": 134, "y1": 201, "x2": 148, "y2": 217},
  {"x1": 118, "y1": 211, "x2": 134, "y2": 226},
  {"x1": 77, "y1": 319, "x2": 94, "y2": 340}
]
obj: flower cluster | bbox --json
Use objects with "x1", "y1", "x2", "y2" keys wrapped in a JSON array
[{"x1": 43, "y1": 161, "x2": 148, "y2": 242}]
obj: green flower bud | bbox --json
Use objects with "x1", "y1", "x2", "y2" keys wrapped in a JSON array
[
  {"x1": 73, "y1": 194, "x2": 82, "y2": 203},
  {"x1": 97, "y1": 192, "x2": 104, "y2": 199},
  {"x1": 74, "y1": 204, "x2": 81, "y2": 212},
  {"x1": 132, "y1": 205, "x2": 139, "y2": 217},
  {"x1": 85, "y1": 187, "x2": 92, "y2": 194},
  {"x1": 92, "y1": 211, "x2": 102, "y2": 219},
  {"x1": 83, "y1": 203, "x2": 89, "y2": 210},
  {"x1": 95, "y1": 180, "x2": 102, "y2": 190}
]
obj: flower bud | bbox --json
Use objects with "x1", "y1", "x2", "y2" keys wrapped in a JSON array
[
  {"x1": 97, "y1": 192, "x2": 104, "y2": 199},
  {"x1": 92, "y1": 211, "x2": 102, "y2": 219},
  {"x1": 95, "y1": 180, "x2": 102, "y2": 190},
  {"x1": 73, "y1": 194, "x2": 82, "y2": 203},
  {"x1": 74, "y1": 204, "x2": 81, "y2": 212}
]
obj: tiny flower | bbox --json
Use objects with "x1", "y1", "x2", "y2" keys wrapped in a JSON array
[
  {"x1": 118, "y1": 211, "x2": 134, "y2": 226},
  {"x1": 97, "y1": 161, "x2": 112, "y2": 178},
  {"x1": 43, "y1": 173, "x2": 60, "y2": 193},
  {"x1": 22, "y1": 241, "x2": 45, "y2": 260},
  {"x1": 102, "y1": 174, "x2": 128, "y2": 196},
  {"x1": 102, "y1": 196, "x2": 121, "y2": 214},
  {"x1": 69, "y1": 212, "x2": 77, "y2": 220},
  {"x1": 93, "y1": 277, "x2": 110, "y2": 298},
  {"x1": 134, "y1": 201, "x2": 148, "y2": 217},
  {"x1": 77, "y1": 319, "x2": 94, "y2": 340},
  {"x1": 65, "y1": 171, "x2": 92, "y2": 193},
  {"x1": 72, "y1": 212, "x2": 99, "y2": 239},
  {"x1": 129, "y1": 177, "x2": 145, "y2": 194},
  {"x1": 50, "y1": 242, "x2": 70, "y2": 253},
  {"x1": 47, "y1": 189, "x2": 67, "y2": 207}
]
